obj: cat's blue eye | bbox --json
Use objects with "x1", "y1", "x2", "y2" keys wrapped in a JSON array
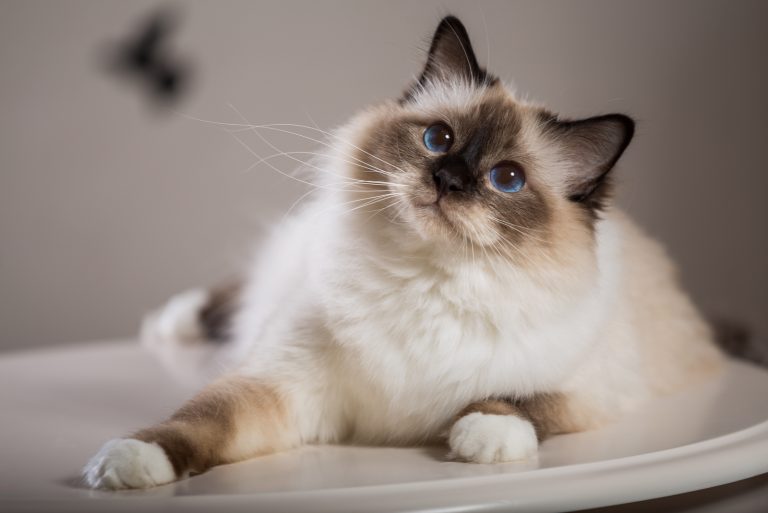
[
  {"x1": 423, "y1": 123, "x2": 453, "y2": 153},
  {"x1": 489, "y1": 162, "x2": 526, "y2": 193}
]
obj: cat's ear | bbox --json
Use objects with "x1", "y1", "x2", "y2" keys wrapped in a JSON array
[
  {"x1": 548, "y1": 114, "x2": 635, "y2": 209},
  {"x1": 407, "y1": 16, "x2": 490, "y2": 97}
]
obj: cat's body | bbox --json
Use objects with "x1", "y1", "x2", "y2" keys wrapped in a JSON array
[{"x1": 84, "y1": 17, "x2": 723, "y2": 489}]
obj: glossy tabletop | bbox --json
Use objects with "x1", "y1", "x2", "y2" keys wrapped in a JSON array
[{"x1": 2, "y1": 341, "x2": 768, "y2": 512}]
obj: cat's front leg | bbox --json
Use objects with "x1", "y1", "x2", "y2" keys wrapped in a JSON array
[
  {"x1": 448, "y1": 393, "x2": 574, "y2": 464},
  {"x1": 83, "y1": 374, "x2": 299, "y2": 489}
]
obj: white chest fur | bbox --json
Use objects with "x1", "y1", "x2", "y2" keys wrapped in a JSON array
[
  {"x1": 313, "y1": 219, "x2": 619, "y2": 442},
  {"x1": 238, "y1": 206, "x2": 622, "y2": 444}
]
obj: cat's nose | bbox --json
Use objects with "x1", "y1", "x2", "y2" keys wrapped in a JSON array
[{"x1": 433, "y1": 160, "x2": 473, "y2": 198}]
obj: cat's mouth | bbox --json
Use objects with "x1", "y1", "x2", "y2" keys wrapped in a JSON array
[
  {"x1": 415, "y1": 199, "x2": 446, "y2": 216},
  {"x1": 409, "y1": 196, "x2": 499, "y2": 247},
  {"x1": 414, "y1": 199, "x2": 462, "y2": 234}
]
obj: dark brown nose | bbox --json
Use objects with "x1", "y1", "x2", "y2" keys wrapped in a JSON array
[{"x1": 433, "y1": 159, "x2": 473, "y2": 198}]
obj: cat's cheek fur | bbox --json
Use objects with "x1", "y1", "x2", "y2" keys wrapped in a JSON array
[
  {"x1": 83, "y1": 439, "x2": 176, "y2": 490},
  {"x1": 448, "y1": 413, "x2": 539, "y2": 463}
]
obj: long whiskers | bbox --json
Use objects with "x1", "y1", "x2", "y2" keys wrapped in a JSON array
[
  {"x1": 238, "y1": 124, "x2": 403, "y2": 182},
  {"x1": 176, "y1": 107, "x2": 413, "y2": 230},
  {"x1": 317, "y1": 191, "x2": 406, "y2": 220},
  {"x1": 247, "y1": 149, "x2": 406, "y2": 189},
  {"x1": 227, "y1": 103, "x2": 374, "y2": 190},
  {"x1": 203, "y1": 106, "x2": 400, "y2": 199},
  {"x1": 178, "y1": 112, "x2": 406, "y2": 176}
]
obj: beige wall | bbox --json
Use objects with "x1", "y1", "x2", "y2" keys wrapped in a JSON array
[{"x1": 1, "y1": 0, "x2": 766, "y2": 351}]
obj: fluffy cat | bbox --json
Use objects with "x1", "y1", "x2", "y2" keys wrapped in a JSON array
[{"x1": 84, "y1": 16, "x2": 723, "y2": 489}]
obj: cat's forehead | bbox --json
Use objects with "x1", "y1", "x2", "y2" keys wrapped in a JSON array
[
  {"x1": 406, "y1": 80, "x2": 530, "y2": 124},
  {"x1": 403, "y1": 80, "x2": 544, "y2": 149}
]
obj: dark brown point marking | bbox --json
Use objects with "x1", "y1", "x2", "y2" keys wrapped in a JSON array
[
  {"x1": 401, "y1": 15, "x2": 498, "y2": 104},
  {"x1": 199, "y1": 279, "x2": 242, "y2": 343}
]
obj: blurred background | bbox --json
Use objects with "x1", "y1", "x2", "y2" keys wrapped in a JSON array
[{"x1": 1, "y1": 0, "x2": 766, "y2": 352}]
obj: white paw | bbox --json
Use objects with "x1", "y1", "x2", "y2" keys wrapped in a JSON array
[
  {"x1": 83, "y1": 438, "x2": 176, "y2": 490},
  {"x1": 448, "y1": 413, "x2": 538, "y2": 463},
  {"x1": 141, "y1": 289, "x2": 209, "y2": 348}
]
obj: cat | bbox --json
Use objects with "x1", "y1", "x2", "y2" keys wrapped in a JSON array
[{"x1": 83, "y1": 15, "x2": 723, "y2": 489}]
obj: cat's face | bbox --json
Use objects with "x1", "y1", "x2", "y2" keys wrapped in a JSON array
[{"x1": 344, "y1": 16, "x2": 633, "y2": 256}]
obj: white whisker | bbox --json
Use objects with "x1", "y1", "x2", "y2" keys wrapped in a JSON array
[{"x1": 176, "y1": 111, "x2": 406, "y2": 176}]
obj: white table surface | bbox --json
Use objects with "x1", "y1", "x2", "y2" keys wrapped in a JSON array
[{"x1": 2, "y1": 341, "x2": 768, "y2": 513}]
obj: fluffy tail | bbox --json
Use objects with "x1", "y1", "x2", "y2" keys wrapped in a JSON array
[
  {"x1": 711, "y1": 317, "x2": 766, "y2": 366},
  {"x1": 140, "y1": 281, "x2": 241, "y2": 384}
]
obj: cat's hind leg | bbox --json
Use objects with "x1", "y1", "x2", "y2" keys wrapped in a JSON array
[{"x1": 140, "y1": 281, "x2": 241, "y2": 383}]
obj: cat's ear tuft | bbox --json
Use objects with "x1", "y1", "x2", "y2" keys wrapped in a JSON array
[
  {"x1": 548, "y1": 114, "x2": 635, "y2": 210},
  {"x1": 404, "y1": 16, "x2": 492, "y2": 100}
]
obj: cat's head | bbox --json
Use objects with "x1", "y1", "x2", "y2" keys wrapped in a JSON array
[{"x1": 341, "y1": 16, "x2": 633, "y2": 259}]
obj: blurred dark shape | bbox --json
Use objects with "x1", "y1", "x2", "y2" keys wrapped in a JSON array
[
  {"x1": 712, "y1": 317, "x2": 767, "y2": 366},
  {"x1": 107, "y1": 7, "x2": 191, "y2": 106}
]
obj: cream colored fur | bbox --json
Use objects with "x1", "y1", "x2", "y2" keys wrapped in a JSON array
[
  {"x1": 147, "y1": 83, "x2": 722, "y2": 449},
  {"x1": 93, "y1": 75, "x2": 723, "y2": 489}
]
